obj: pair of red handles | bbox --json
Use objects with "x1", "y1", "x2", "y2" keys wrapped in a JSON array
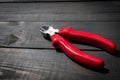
[{"x1": 51, "y1": 27, "x2": 116, "y2": 69}]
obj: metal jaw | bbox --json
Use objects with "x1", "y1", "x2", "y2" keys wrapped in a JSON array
[{"x1": 40, "y1": 25, "x2": 59, "y2": 38}]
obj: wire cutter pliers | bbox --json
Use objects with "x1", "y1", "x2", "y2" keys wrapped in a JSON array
[{"x1": 40, "y1": 25, "x2": 116, "y2": 69}]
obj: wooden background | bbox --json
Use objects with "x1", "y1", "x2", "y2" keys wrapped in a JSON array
[{"x1": 0, "y1": 0, "x2": 120, "y2": 80}]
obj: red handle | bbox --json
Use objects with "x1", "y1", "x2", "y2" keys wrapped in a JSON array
[
  {"x1": 59, "y1": 27, "x2": 116, "y2": 53},
  {"x1": 51, "y1": 34, "x2": 104, "y2": 69}
]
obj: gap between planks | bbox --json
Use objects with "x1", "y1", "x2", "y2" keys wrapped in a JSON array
[{"x1": 0, "y1": 46, "x2": 105, "y2": 51}]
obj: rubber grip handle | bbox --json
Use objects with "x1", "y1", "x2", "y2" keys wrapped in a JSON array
[
  {"x1": 59, "y1": 27, "x2": 116, "y2": 53},
  {"x1": 51, "y1": 34, "x2": 104, "y2": 69}
]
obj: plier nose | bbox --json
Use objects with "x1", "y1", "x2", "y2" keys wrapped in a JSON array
[{"x1": 40, "y1": 25, "x2": 116, "y2": 69}]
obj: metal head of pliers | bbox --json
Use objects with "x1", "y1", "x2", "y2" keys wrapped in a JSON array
[{"x1": 40, "y1": 25, "x2": 58, "y2": 39}]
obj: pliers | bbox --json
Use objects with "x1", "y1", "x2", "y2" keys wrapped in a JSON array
[{"x1": 40, "y1": 25, "x2": 116, "y2": 69}]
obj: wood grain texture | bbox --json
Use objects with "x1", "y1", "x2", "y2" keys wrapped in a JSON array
[
  {"x1": 0, "y1": 48, "x2": 120, "y2": 80},
  {"x1": 0, "y1": 22, "x2": 119, "y2": 50},
  {"x1": 0, "y1": 0, "x2": 110, "y2": 2},
  {"x1": 0, "y1": 1, "x2": 120, "y2": 80},
  {"x1": 0, "y1": 0, "x2": 83, "y2": 2},
  {"x1": 0, "y1": 2, "x2": 120, "y2": 21}
]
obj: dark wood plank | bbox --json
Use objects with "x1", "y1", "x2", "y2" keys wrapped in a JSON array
[
  {"x1": 0, "y1": 0, "x2": 114, "y2": 2},
  {"x1": 0, "y1": 22, "x2": 120, "y2": 50},
  {"x1": 0, "y1": 2, "x2": 120, "y2": 21},
  {"x1": 0, "y1": 48, "x2": 120, "y2": 80},
  {"x1": 0, "y1": 0, "x2": 85, "y2": 2}
]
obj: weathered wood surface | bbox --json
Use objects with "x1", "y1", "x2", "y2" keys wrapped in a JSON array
[
  {"x1": 0, "y1": 0, "x2": 111, "y2": 2},
  {"x1": 0, "y1": 1, "x2": 120, "y2": 80},
  {"x1": 0, "y1": 0, "x2": 82, "y2": 2},
  {"x1": 0, "y1": 2, "x2": 120, "y2": 21},
  {"x1": 0, "y1": 22, "x2": 120, "y2": 50},
  {"x1": 0, "y1": 48, "x2": 120, "y2": 80}
]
